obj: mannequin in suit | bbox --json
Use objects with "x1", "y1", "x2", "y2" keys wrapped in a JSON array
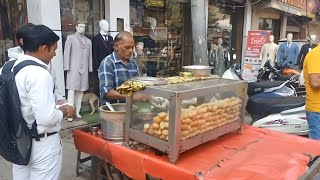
[
  {"x1": 277, "y1": 33, "x2": 299, "y2": 68},
  {"x1": 215, "y1": 38, "x2": 225, "y2": 77},
  {"x1": 260, "y1": 35, "x2": 279, "y2": 68},
  {"x1": 297, "y1": 34, "x2": 317, "y2": 70},
  {"x1": 91, "y1": 20, "x2": 113, "y2": 96},
  {"x1": 92, "y1": 19, "x2": 114, "y2": 71},
  {"x1": 150, "y1": 18, "x2": 157, "y2": 36},
  {"x1": 64, "y1": 23, "x2": 93, "y2": 121},
  {"x1": 135, "y1": 42, "x2": 147, "y2": 76}
]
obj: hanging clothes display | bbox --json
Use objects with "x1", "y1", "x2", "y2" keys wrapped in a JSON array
[
  {"x1": 0, "y1": 1, "x2": 11, "y2": 39},
  {"x1": 215, "y1": 46, "x2": 225, "y2": 77},
  {"x1": 208, "y1": 49, "x2": 216, "y2": 74}
]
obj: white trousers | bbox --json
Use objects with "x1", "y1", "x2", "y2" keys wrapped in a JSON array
[
  {"x1": 67, "y1": 90, "x2": 84, "y2": 119},
  {"x1": 12, "y1": 134, "x2": 63, "y2": 180}
]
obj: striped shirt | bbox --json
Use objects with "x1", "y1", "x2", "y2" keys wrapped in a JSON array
[{"x1": 98, "y1": 52, "x2": 138, "y2": 104}]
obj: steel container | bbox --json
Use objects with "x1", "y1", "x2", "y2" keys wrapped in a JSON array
[
  {"x1": 182, "y1": 65, "x2": 214, "y2": 77},
  {"x1": 100, "y1": 103, "x2": 126, "y2": 143}
]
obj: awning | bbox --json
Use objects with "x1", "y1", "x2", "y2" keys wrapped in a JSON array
[{"x1": 256, "y1": 0, "x2": 316, "y2": 19}]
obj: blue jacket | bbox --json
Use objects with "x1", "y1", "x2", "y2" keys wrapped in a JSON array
[{"x1": 277, "y1": 42, "x2": 299, "y2": 67}]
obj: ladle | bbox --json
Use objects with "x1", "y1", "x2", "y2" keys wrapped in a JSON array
[{"x1": 105, "y1": 102, "x2": 115, "y2": 112}]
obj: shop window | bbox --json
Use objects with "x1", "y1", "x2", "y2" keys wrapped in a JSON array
[
  {"x1": 259, "y1": 18, "x2": 280, "y2": 43},
  {"x1": 130, "y1": 0, "x2": 183, "y2": 77},
  {"x1": 60, "y1": 0, "x2": 104, "y2": 48},
  {"x1": 207, "y1": 2, "x2": 233, "y2": 71},
  {"x1": 0, "y1": 0, "x2": 27, "y2": 67},
  {"x1": 259, "y1": 18, "x2": 273, "y2": 30}
]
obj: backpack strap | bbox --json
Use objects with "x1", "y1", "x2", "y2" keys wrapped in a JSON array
[
  {"x1": 12, "y1": 60, "x2": 48, "y2": 141},
  {"x1": 1, "y1": 60, "x2": 17, "y2": 74},
  {"x1": 13, "y1": 60, "x2": 47, "y2": 76}
]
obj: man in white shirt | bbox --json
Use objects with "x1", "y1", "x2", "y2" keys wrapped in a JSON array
[
  {"x1": 2, "y1": 23, "x2": 65, "y2": 104},
  {"x1": 11, "y1": 25, "x2": 74, "y2": 180}
]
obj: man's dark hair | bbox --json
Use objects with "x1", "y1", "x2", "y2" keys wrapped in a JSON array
[
  {"x1": 16, "y1": 23, "x2": 35, "y2": 47},
  {"x1": 22, "y1": 25, "x2": 60, "y2": 52}
]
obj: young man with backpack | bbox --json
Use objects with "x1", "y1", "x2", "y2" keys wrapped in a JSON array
[
  {"x1": 0, "y1": 24, "x2": 74, "y2": 179},
  {"x1": 2, "y1": 23, "x2": 65, "y2": 105}
]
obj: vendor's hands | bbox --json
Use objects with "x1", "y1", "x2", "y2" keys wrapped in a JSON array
[
  {"x1": 59, "y1": 104, "x2": 75, "y2": 118},
  {"x1": 132, "y1": 92, "x2": 150, "y2": 102}
]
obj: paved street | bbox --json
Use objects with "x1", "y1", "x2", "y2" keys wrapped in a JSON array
[{"x1": 0, "y1": 120, "x2": 92, "y2": 180}]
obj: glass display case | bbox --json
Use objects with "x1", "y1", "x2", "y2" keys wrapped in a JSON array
[{"x1": 125, "y1": 78, "x2": 248, "y2": 163}]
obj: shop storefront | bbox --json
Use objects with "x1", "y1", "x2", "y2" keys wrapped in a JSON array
[
  {"x1": 0, "y1": 0, "x2": 28, "y2": 67},
  {"x1": 60, "y1": 0, "x2": 105, "y2": 46},
  {"x1": 129, "y1": 0, "x2": 244, "y2": 77},
  {"x1": 252, "y1": 0, "x2": 317, "y2": 42},
  {"x1": 0, "y1": 0, "x2": 245, "y2": 90}
]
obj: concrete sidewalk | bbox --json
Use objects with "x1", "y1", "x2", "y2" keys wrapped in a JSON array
[{"x1": 0, "y1": 119, "x2": 92, "y2": 180}]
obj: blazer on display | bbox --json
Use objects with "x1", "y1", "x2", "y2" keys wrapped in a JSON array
[
  {"x1": 92, "y1": 34, "x2": 114, "y2": 72},
  {"x1": 277, "y1": 42, "x2": 299, "y2": 67},
  {"x1": 63, "y1": 32, "x2": 93, "y2": 91},
  {"x1": 297, "y1": 43, "x2": 317, "y2": 70}
]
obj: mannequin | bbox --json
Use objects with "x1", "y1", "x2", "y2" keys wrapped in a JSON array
[
  {"x1": 92, "y1": 20, "x2": 113, "y2": 71},
  {"x1": 260, "y1": 35, "x2": 279, "y2": 68},
  {"x1": 91, "y1": 20, "x2": 113, "y2": 96},
  {"x1": 277, "y1": 33, "x2": 299, "y2": 68},
  {"x1": 208, "y1": 43, "x2": 218, "y2": 74},
  {"x1": 150, "y1": 18, "x2": 157, "y2": 36},
  {"x1": 297, "y1": 34, "x2": 317, "y2": 70},
  {"x1": 208, "y1": 43, "x2": 217, "y2": 66},
  {"x1": 17, "y1": 2, "x2": 27, "y2": 28},
  {"x1": 215, "y1": 38, "x2": 225, "y2": 77},
  {"x1": 135, "y1": 42, "x2": 147, "y2": 76},
  {"x1": 64, "y1": 23, "x2": 93, "y2": 121}
]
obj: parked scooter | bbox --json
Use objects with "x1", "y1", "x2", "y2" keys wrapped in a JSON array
[
  {"x1": 246, "y1": 80, "x2": 307, "y2": 135},
  {"x1": 222, "y1": 63, "x2": 242, "y2": 80},
  {"x1": 222, "y1": 62, "x2": 308, "y2": 135},
  {"x1": 247, "y1": 95, "x2": 307, "y2": 135}
]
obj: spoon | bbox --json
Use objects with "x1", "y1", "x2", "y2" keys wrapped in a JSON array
[{"x1": 105, "y1": 102, "x2": 115, "y2": 112}]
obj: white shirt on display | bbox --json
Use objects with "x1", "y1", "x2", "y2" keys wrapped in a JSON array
[
  {"x1": 100, "y1": 33, "x2": 108, "y2": 41},
  {"x1": 13, "y1": 54, "x2": 63, "y2": 134}
]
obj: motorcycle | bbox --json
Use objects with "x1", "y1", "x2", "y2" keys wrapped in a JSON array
[{"x1": 257, "y1": 60, "x2": 299, "y2": 82}]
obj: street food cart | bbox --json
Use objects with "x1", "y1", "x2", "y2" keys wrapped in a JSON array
[
  {"x1": 74, "y1": 76, "x2": 320, "y2": 179},
  {"x1": 74, "y1": 125, "x2": 320, "y2": 180},
  {"x1": 125, "y1": 78, "x2": 247, "y2": 163}
]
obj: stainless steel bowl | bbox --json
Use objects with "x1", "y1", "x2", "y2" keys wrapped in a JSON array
[
  {"x1": 131, "y1": 76, "x2": 168, "y2": 86},
  {"x1": 183, "y1": 65, "x2": 214, "y2": 77}
]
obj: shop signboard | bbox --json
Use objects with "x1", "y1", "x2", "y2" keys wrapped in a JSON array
[
  {"x1": 276, "y1": 0, "x2": 317, "y2": 18},
  {"x1": 242, "y1": 30, "x2": 272, "y2": 82}
]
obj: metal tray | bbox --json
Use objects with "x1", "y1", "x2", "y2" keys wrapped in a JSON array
[{"x1": 131, "y1": 77, "x2": 168, "y2": 86}]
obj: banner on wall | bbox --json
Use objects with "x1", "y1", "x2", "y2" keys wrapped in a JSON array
[{"x1": 242, "y1": 30, "x2": 272, "y2": 82}]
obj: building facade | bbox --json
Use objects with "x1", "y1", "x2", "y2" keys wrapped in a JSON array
[
  {"x1": 251, "y1": 0, "x2": 318, "y2": 42},
  {"x1": 0, "y1": 0, "x2": 245, "y2": 83}
]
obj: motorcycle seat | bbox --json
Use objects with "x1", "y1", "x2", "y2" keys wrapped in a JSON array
[
  {"x1": 248, "y1": 81, "x2": 286, "y2": 96},
  {"x1": 246, "y1": 96, "x2": 305, "y2": 116}
]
